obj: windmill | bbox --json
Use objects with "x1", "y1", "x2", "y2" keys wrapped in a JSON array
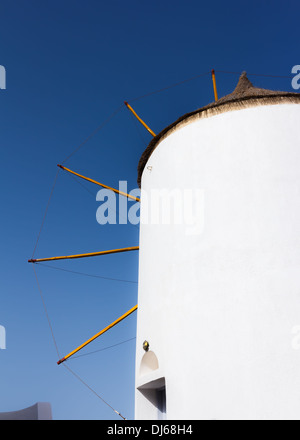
[{"x1": 29, "y1": 71, "x2": 300, "y2": 420}]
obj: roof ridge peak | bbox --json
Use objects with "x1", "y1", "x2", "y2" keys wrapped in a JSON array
[{"x1": 233, "y1": 71, "x2": 254, "y2": 94}]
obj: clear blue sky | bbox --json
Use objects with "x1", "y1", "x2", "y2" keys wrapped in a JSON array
[{"x1": 0, "y1": 0, "x2": 298, "y2": 420}]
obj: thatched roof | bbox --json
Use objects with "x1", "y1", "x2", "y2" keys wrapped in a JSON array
[{"x1": 137, "y1": 72, "x2": 300, "y2": 187}]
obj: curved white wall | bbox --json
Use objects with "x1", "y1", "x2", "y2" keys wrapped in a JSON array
[{"x1": 135, "y1": 103, "x2": 300, "y2": 420}]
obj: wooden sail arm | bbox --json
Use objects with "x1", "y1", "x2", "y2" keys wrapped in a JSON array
[
  {"x1": 124, "y1": 101, "x2": 156, "y2": 137},
  {"x1": 57, "y1": 304, "x2": 138, "y2": 364},
  {"x1": 28, "y1": 246, "x2": 139, "y2": 264},
  {"x1": 58, "y1": 164, "x2": 140, "y2": 202},
  {"x1": 211, "y1": 69, "x2": 218, "y2": 101}
]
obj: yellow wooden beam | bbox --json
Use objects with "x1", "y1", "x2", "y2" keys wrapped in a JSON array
[
  {"x1": 124, "y1": 101, "x2": 156, "y2": 137},
  {"x1": 57, "y1": 304, "x2": 138, "y2": 364},
  {"x1": 211, "y1": 69, "x2": 218, "y2": 101},
  {"x1": 58, "y1": 164, "x2": 140, "y2": 202},
  {"x1": 28, "y1": 246, "x2": 139, "y2": 264}
]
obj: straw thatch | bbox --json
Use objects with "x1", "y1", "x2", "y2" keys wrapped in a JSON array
[{"x1": 137, "y1": 72, "x2": 300, "y2": 187}]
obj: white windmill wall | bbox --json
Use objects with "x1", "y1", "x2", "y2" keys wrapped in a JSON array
[{"x1": 135, "y1": 102, "x2": 300, "y2": 420}]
